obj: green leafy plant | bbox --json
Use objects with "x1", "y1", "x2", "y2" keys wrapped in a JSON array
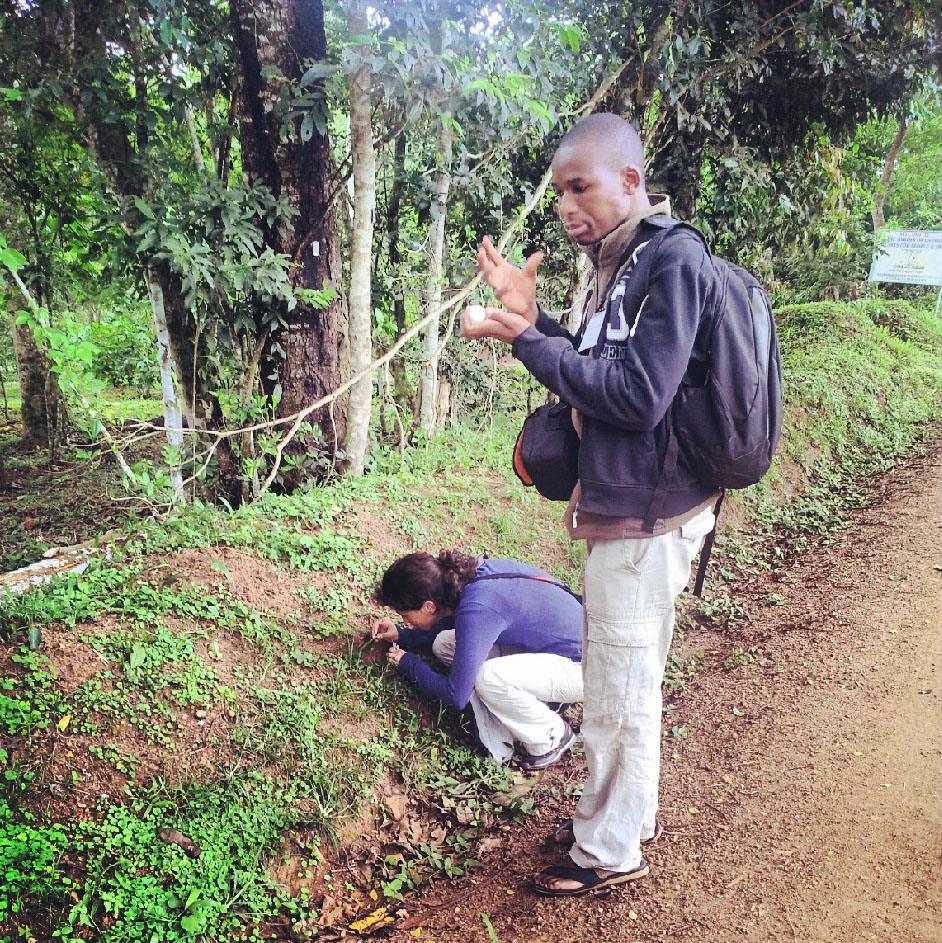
[{"x1": 0, "y1": 801, "x2": 72, "y2": 933}]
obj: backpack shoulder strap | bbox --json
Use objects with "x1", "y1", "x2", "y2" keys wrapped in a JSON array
[
  {"x1": 603, "y1": 218, "x2": 706, "y2": 316},
  {"x1": 471, "y1": 573, "x2": 582, "y2": 604}
]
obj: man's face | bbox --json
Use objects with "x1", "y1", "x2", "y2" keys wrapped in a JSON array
[{"x1": 551, "y1": 144, "x2": 638, "y2": 245}]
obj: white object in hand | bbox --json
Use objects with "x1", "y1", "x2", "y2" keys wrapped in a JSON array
[{"x1": 468, "y1": 304, "x2": 487, "y2": 324}]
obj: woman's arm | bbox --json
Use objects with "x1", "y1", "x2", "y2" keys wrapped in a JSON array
[{"x1": 396, "y1": 603, "x2": 503, "y2": 709}]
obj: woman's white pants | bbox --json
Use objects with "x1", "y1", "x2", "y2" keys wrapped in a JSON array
[{"x1": 432, "y1": 630, "x2": 583, "y2": 763}]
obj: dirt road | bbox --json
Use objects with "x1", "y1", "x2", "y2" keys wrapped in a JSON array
[{"x1": 405, "y1": 445, "x2": 942, "y2": 942}]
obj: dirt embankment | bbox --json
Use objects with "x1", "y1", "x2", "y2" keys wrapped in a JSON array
[{"x1": 397, "y1": 445, "x2": 942, "y2": 943}]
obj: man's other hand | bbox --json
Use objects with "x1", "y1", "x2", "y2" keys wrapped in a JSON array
[
  {"x1": 476, "y1": 236, "x2": 543, "y2": 322},
  {"x1": 460, "y1": 305, "x2": 531, "y2": 344}
]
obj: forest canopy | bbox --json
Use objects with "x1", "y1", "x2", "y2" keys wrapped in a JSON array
[{"x1": 0, "y1": 0, "x2": 939, "y2": 500}]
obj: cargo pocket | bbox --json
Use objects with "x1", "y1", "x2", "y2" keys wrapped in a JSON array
[{"x1": 583, "y1": 615, "x2": 661, "y2": 713}]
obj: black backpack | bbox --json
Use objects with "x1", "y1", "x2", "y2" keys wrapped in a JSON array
[
  {"x1": 627, "y1": 221, "x2": 783, "y2": 530},
  {"x1": 622, "y1": 221, "x2": 783, "y2": 596}
]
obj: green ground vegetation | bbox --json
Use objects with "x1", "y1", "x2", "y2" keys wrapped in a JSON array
[{"x1": 0, "y1": 298, "x2": 939, "y2": 941}]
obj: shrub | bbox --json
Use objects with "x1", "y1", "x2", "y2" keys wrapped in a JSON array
[{"x1": 84, "y1": 314, "x2": 158, "y2": 392}]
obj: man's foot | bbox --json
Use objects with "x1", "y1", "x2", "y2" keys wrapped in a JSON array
[
  {"x1": 551, "y1": 817, "x2": 662, "y2": 846},
  {"x1": 533, "y1": 861, "x2": 649, "y2": 896},
  {"x1": 520, "y1": 721, "x2": 576, "y2": 771}
]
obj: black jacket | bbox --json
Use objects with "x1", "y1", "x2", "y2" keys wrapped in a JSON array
[{"x1": 512, "y1": 213, "x2": 718, "y2": 522}]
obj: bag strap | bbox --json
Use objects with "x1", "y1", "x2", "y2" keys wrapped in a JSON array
[
  {"x1": 471, "y1": 572, "x2": 583, "y2": 604},
  {"x1": 692, "y1": 491, "x2": 725, "y2": 597}
]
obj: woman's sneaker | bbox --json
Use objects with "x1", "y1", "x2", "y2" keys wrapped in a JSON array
[{"x1": 520, "y1": 721, "x2": 576, "y2": 771}]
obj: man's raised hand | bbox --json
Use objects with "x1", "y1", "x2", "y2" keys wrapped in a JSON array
[{"x1": 476, "y1": 236, "x2": 543, "y2": 322}]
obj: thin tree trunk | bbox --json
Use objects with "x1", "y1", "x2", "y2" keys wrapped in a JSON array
[
  {"x1": 386, "y1": 131, "x2": 413, "y2": 413},
  {"x1": 419, "y1": 113, "x2": 454, "y2": 434},
  {"x1": 11, "y1": 317, "x2": 59, "y2": 450},
  {"x1": 143, "y1": 267, "x2": 185, "y2": 503},
  {"x1": 344, "y1": 1, "x2": 376, "y2": 476},
  {"x1": 872, "y1": 116, "x2": 907, "y2": 232},
  {"x1": 566, "y1": 252, "x2": 594, "y2": 335}
]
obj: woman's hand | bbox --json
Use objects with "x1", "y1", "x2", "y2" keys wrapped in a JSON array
[
  {"x1": 372, "y1": 617, "x2": 399, "y2": 643},
  {"x1": 386, "y1": 643, "x2": 405, "y2": 667}
]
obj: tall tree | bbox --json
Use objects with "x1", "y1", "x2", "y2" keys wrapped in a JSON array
[
  {"x1": 419, "y1": 109, "x2": 454, "y2": 434},
  {"x1": 230, "y1": 0, "x2": 346, "y2": 485},
  {"x1": 344, "y1": 1, "x2": 377, "y2": 475},
  {"x1": 0, "y1": 91, "x2": 79, "y2": 450},
  {"x1": 872, "y1": 116, "x2": 909, "y2": 231}
]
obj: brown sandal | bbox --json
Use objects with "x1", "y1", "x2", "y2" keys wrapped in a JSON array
[{"x1": 533, "y1": 861, "x2": 649, "y2": 897}]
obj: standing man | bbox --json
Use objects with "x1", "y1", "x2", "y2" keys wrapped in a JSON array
[{"x1": 462, "y1": 113, "x2": 721, "y2": 896}]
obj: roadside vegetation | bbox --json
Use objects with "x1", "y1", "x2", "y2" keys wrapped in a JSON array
[
  {"x1": 1, "y1": 2, "x2": 940, "y2": 940},
  {"x1": 1, "y1": 296, "x2": 939, "y2": 942}
]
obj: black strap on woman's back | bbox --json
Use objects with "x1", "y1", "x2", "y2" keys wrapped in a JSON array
[{"x1": 471, "y1": 573, "x2": 583, "y2": 604}]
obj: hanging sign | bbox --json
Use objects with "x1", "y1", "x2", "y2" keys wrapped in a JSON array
[{"x1": 868, "y1": 230, "x2": 942, "y2": 286}]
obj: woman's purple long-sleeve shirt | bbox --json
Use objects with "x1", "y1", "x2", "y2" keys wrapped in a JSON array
[{"x1": 395, "y1": 558, "x2": 582, "y2": 710}]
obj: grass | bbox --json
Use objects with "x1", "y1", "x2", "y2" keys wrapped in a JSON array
[{"x1": 0, "y1": 298, "x2": 939, "y2": 941}]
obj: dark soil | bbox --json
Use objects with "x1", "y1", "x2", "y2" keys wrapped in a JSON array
[{"x1": 0, "y1": 426, "x2": 137, "y2": 571}]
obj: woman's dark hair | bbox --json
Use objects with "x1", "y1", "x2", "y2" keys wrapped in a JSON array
[{"x1": 376, "y1": 550, "x2": 479, "y2": 613}]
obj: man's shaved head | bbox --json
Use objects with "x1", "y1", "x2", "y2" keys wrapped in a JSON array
[
  {"x1": 555, "y1": 113, "x2": 645, "y2": 182},
  {"x1": 550, "y1": 113, "x2": 650, "y2": 245}
]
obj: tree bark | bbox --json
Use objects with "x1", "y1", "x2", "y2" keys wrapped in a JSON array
[
  {"x1": 385, "y1": 131, "x2": 413, "y2": 415},
  {"x1": 143, "y1": 267, "x2": 186, "y2": 503},
  {"x1": 11, "y1": 316, "x2": 59, "y2": 450},
  {"x1": 872, "y1": 116, "x2": 907, "y2": 232},
  {"x1": 344, "y1": 1, "x2": 377, "y2": 476},
  {"x1": 566, "y1": 252, "x2": 594, "y2": 335},
  {"x1": 229, "y1": 0, "x2": 346, "y2": 486},
  {"x1": 419, "y1": 113, "x2": 454, "y2": 434}
]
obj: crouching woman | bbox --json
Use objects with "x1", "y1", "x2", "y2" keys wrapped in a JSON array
[{"x1": 373, "y1": 550, "x2": 583, "y2": 768}]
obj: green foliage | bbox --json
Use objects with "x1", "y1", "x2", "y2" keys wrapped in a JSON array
[
  {"x1": 1, "y1": 561, "x2": 240, "y2": 634},
  {"x1": 1, "y1": 648, "x2": 62, "y2": 736},
  {"x1": 89, "y1": 625, "x2": 219, "y2": 707},
  {"x1": 871, "y1": 92, "x2": 942, "y2": 230},
  {"x1": 82, "y1": 312, "x2": 158, "y2": 392},
  {"x1": 735, "y1": 300, "x2": 941, "y2": 549},
  {"x1": 663, "y1": 652, "x2": 705, "y2": 690},
  {"x1": 0, "y1": 802, "x2": 71, "y2": 931},
  {"x1": 60, "y1": 776, "x2": 298, "y2": 943}
]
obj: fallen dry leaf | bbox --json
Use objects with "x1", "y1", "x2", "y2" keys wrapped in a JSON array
[{"x1": 382, "y1": 793, "x2": 407, "y2": 821}]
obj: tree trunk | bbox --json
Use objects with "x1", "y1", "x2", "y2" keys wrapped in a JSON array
[
  {"x1": 344, "y1": 1, "x2": 377, "y2": 476},
  {"x1": 419, "y1": 113, "x2": 454, "y2": 434},
  {"x1": 143, "y1": 267, "x2": 186, "y2": 503},
  {"x1": 566, "y1": 252, "x2": 594, "y2": 335},
  {"x1": 385, "y1": 131, "x2": 413, "y2": 414},
  {"x1": 8, "y1": 271, "x2": 67, "y2": 454},
  {"x1": 230, "y1": 0, "x2": 346, "y2": 487},
  {"x1": 11, "y1": 317, "x2": 58, "y2": 450},
  {"x1": 872, "y1": 116, "x2": 907, "y2": 232}
]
